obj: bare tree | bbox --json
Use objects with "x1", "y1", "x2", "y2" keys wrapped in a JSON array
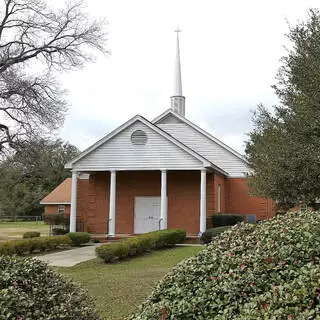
[{"x1": 0, "y1": 0, "x2": 107, "y2": 154}]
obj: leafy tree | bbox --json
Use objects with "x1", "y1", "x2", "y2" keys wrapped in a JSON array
[
  {"x1": 0, "y1": 138, "x2": 79, "y2": 216},
  {"x1": 0, "y1": 0, "x2": 107, "y2": 154},
  {"x1": 246, "y1": 9, "x2": 320, "y2": 207}
]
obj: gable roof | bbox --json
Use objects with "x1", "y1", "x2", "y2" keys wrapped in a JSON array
[
  {"x1": 65, "y1": 114, "x2": 228, "y2": 175},
  {"x1": 153, "y1": 109, "x2": 248, "y2": 163},
  {"x1": 40, "y1": 178, "x2": 71, "y2": 205}
]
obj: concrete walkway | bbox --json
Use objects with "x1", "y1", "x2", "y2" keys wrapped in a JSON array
[
  {"x1": 36, "y1": 244, "x2": 101, "y2": 267},
  {"x1": 35, "y1": 243, "x2": 204, "y2": 267}
]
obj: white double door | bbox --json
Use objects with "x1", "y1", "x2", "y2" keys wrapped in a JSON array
[{"x1": 134, "y1": 197, "x2": 161, "y2": 234}]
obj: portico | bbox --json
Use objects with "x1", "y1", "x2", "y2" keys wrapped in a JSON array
[{"x1": 69, "y1": 168, "x2": 211, "y2": 236}]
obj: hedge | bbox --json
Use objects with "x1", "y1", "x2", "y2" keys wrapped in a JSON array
[
  {"x1": 23, "y1": 231, "x2": 40, "y2": 238},
  {"x1": 0, "y1": 256, "x2": 100, "y2": 319},
  {"x1": 211, "y1": 213, "x2": 245, "y2": 226},
  {"x1": 52, "y1": 227, "x2": 68, "y2": 235},
  {"x1": 130, "y1": 211, "x2": 320, "y2": 319},
  {"x1": 67, "y1": 232, "x2": 90, "y2": 246},
  {"x1": 96, "y1": 229, "x2": 186, "y2": 263},
  {"x1": 0, "y1": 235, "x2": 71, "y2": 255},
  {"x1": 200, "y1": 226, "x2": 232, "y2": 244}
]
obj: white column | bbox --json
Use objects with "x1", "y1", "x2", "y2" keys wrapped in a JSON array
[
  {"x1": 160, "y1": 170, "x2": 168, "y2": 230},
  {"x1": 70, "y1": 171, "x2": 78, "y2": 233},
  {"x1": 108, "y1": 170, "x2": 116, "y2": 236},
  {"x1": 200, "y1": 169, "x2": 207, "y2": 233}
]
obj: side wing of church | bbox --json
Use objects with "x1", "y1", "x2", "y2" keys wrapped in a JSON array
[{"x1": 65, "y1": 30, "x2": 275, "y2": 236}]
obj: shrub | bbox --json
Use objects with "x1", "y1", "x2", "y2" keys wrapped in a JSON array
[
  {"x1": 0, "y1": 236, "x2": 71, "y2": 255},
  {"x1": 67, "y1": 232, "x2": 90, "y2": 246},
  {"x1": 200, "y1": 226, "x2": 232, "y2": 244},
  {"x1": 96, "y1": 229, "x2": 186, "y2": 263},
  {"x1": 52, "y1": 227, "x2": 68, "y2": 235},
  {"x1": 23, "y1": 231, "x2": 40, "y2": 238},
  {"x1": 42, "y1": 213, "x2": 69, "y2": 226},
  {"x1": 0, "y1": 256, "x2": 100, "y2": 319},
  {"x1": 130, "y1": 211, "x2": 320, "y2": 319},
  {"x1": 211, "y1": 213, "x2": 245, "y2": 226}
]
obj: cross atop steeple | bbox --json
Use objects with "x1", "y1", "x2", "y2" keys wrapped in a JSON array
[{"x1": 170, "y1": 27, "x2": 185, "y2": 116}]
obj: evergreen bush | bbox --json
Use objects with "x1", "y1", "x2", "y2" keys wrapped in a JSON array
[
  {"x1": 52, "y1": 227, "x2": 68, "y2": 235},
  {"x1": 211, "y1": 213, "x2": 245, "y2": 226},
  {"x1": 0, "y1": 256, "x2": 100, "y2": 319},
  {"x1": 23, "y1": 231, "x2": 40, "y2": 238},
  {"x1": 131, "y1": 211, "x2": 320, "y2": 319},
  {"x1": 96, "y1": 229, "x2": 186, "y2": 263},
  {"x1": 0, "y1": 236, "x2": 71, "y2": 255},
  {"x1": 200, "y1": 226, "x2": 232, "y2": 244},
  {"x1": 67, "y1": 232, "x2": 90, "y2": 246}
]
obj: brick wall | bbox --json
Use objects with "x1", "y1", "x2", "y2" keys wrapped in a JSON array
[
  {"x1": 226, "y1": 178, "x2": 275, "y2": 220},
  {"x1": 76, "y1": 170, "x2": 202, "y2": 235},
  {"x1": 84, "y1": 173, "x2": 109, "y2": 234},
  {"x1": 44, "y1": 205, "x2": 58, "y2": 215},
  {"x1": 167, "y1": 171, "x2": 200, "y2": 234},
  {"x1": 116, "y1": 171, "x2": 161, "y2": 234},
  {"x1": 43, "y1": 204, "x2": 70, "y2": 217},
  {"x1": 75, "y1": 171, "x2": 275, "y2": 235}
]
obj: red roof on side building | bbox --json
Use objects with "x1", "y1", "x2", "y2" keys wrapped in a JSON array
[{"x1": 40, "y1": 178, "x2": 71, "y2": 205}]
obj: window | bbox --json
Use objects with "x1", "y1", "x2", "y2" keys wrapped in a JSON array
[
  {"x1": 57, "y1": 205, "x2": 65, "y2": 214},
  {"x1": 131, "y1": 130, "x2": 147, "y2": 145},
  {"x1": 217, "y1": 184, "x2": 221, "y2": 213}
]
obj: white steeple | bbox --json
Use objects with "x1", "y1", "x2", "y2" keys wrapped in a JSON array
[{"x1": 171, "y1": 27, "x2": 185, "y2": 116}]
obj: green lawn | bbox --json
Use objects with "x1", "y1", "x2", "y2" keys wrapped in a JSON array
[
  {"x1": 55, "y1": 246, "x2": 203, "y2": 320},
  {"x1": 0, "y1": 221, "x2": 50, "y2": 241}
]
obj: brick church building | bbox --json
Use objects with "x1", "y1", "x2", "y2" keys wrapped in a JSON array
[{"x1": 65, "y1": 31, "x2": 275, "y2": 236}]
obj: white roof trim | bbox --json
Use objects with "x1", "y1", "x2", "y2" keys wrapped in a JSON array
[
  {"x1": 40, "y1": 202, "x2": 71, "y2": 205},
  {"x1": 153, "y1": 109, "x2": 248, "y2": 163},
  {"x1": 65, "y1": 114, "x2": 228, "y2": 175},
  {"x1": 65, "y1": 167, "x2": 209, "y2": 172}
]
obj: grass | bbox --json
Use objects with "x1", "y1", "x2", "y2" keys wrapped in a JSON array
[
  {"x1": 55, "y1": 246, "x2": 203, "y2": 320},
  {"x1": 0, "y1": 221, "x2": 50, "y2": 241}
]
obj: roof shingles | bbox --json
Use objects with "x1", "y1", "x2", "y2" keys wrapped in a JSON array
[{"x1": 40, "y1": 178, "x2": 71, "y2": 204}]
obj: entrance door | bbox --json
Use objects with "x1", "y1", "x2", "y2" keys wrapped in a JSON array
[{"x1": 134, "y1": 197, "x2": 161, "y2": 234}]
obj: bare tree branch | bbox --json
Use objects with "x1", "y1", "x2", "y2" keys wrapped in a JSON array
[{"x1": 0, "y1": 0, "x2": 108, "y2": 154}]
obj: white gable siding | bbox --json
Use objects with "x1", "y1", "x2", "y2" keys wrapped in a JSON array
[
  {"x1": 157, "y1": 123, "x2": 249, "y2": 177},
  {"x1": 158, "y1": 114, "x2": 184, "y2": 124},
  {"x1": 73, "y1": 121, "x2": 203, "y2": 170}
]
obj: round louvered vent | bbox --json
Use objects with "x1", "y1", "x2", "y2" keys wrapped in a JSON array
[{"x1": 131, "y1": 130, "x2": 147, "y2": 145}]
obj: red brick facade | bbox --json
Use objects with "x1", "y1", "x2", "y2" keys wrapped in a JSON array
[
  {"x1": 76, "y1": 170, "x2": 275, "y2": 235},
  {"x1": 43, "y1": 204, "x2": 70, "y2": 217},
  {"x1": 226, "y1": 178, "x2": 274, "y2": 220}
]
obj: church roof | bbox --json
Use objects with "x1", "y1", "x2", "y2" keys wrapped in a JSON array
[
  {"x1": 153, "y1": 109, "x2": 246, "y2": 161},
  {"x1": 65, "y1": 114, "x2": 228, "y2": 175},
  {"x1": 153, "y1": 110, "x2": 249, "y2": 177}
]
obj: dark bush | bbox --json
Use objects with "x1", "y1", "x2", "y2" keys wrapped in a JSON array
[
  {"x1": 131, "y1": 211, "x2": 320, "y2": 319},
  {"x1": 67, "y1": 232, "x2": 90, "y2": 246},
  {"x1": 211, "y1": 213, "x2": 245, "y2": 226},
  {"x1": 200, "y1": 226, "x2": 232, "y2": 244},
  {"x1": 0, "y1": 236, "x2": 71, "y2": 255},
  {"x1": 0, "y1": 256, "x2": 100, "y2": 319},
  {"x1": 23, "y1": 231, "x2": 40, "y2": 238},
  {"x1": 142, "y1": 229, "x2": 186, "y2": 249},
  {"x1": 96, "y1": 229, "x2": 186, "y2": 263},
  {"x1": 43, "y1": 213, "x2": 69, "y2": 226},
  {"x1": 52, "y1": 227, "x2": 68, "y2": 235}
]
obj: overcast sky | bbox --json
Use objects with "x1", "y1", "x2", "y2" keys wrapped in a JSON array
[{"x1": 55, "y1": 0, "x2": 319, "y2": 154}]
